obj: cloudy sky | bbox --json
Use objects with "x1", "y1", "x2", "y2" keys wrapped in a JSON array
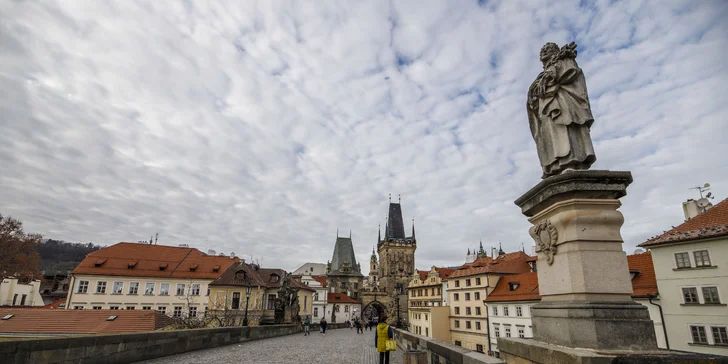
[{"x1": 1, "y1": 0, "x2": 727, "y2": 274}]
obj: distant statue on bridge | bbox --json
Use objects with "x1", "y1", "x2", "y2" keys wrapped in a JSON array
[{"x1": 527, "y1": 42, "x2": 596, "y2": 178}]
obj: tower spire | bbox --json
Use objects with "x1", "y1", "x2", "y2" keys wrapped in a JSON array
[
  {"x1": 411, "y1": 218, "x2": 416, "y2": 239},
  {"x1": 378, "y1": 223, "x2": 381, "y2": 244},
  {"x1": 498, "y1": 242, "x2": 505, "y2": 256}
]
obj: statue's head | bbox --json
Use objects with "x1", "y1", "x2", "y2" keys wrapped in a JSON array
[{"x1": 540, "y1": 43, "x2": 559, "y2": 65}]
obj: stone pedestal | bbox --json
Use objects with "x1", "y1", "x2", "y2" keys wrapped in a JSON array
[{"x1": 514, "y1": 170, "x2": 656, "y2": 350}]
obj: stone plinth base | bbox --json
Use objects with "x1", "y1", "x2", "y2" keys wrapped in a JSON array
[
  {"x1": 532, "y1": 301, "x2": 657, "y2": 351},
  {"x1": 498, "y1": 338, "x2": 728, "y2": 364}
]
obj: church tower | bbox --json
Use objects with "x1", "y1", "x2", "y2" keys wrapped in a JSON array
[
  {"x1": 325, "y1": 230, "x2": 364, "y2": 300},
  {"x1": 368, "y1": 245, "x2": 379, "y2": 290}
]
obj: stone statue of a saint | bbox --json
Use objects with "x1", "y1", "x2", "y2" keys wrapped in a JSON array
[{"x1": 527, "y1": 42, "x2": 596, "y2": 178}]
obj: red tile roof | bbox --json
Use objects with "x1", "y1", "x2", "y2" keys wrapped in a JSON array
[
  {"x1": 72, "y1": 243, "x2": 239, "y2": 280},
  {"x1": 312, "y1": 275, "x2": 327, "y2": 287},
  {"x1": 0, "y1": 308, "x2": 174, "y2": 335},
  {"x1": 327, "y1": 293, "x2": 359, "y2": 304},
  {"x1": 484, "y1": 272, "x2": 540, "y2": 302},
  {"x1": 449, "y1": 251, "x2": 532, "y2": 278},
  {"x1": 41, "y1": 299, "x2": 66, "y2": 309},
  {"x1": 208, "y1": 263, "x2": 315, "y2": 292},
  {"x1": 640, "y1": 198, "x2": 728, "y2": 247},
  {"x1": 483, "y1": 253, "x2": 659, "y2": 302},
  {"x1": 627, "y1": 251, "x2": 658, "y2": 298},
  {"x1": 416, "y1": 267, "x2": 455, "y2": 282}
]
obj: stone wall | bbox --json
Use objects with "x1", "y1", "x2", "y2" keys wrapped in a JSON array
[
  {"x1": 0, "y1": 324, "x2": 300, "y2": 364},
  {"x1": 393, "y1": 328, "x2": 504, "y2": 364}
]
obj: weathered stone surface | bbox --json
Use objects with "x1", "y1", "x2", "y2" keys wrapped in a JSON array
[
  {"x1": 394, "y1": 328, "x2": 505, "y2": 364},
  {"x1": 532, "y1": 302, "x2": 657, "y2": 350},
  {"x1": 498, "y1": 338, "x2": 728, "y2": 364},
  {"x1": 514, "y1": 170, "x2": 632, "y2": 217}
]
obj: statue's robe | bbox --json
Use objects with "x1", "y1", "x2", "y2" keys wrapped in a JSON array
[{"x1": 527, "y1": 57, "x2": 596, "y2": 178}]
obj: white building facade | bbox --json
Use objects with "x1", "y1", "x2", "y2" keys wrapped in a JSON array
[
  {"x1": 0, "y1": 277, "x2": 44, "y2": 307},
  {"x1": 639, "y1": 200, "x2": 728, "y2": 355}
]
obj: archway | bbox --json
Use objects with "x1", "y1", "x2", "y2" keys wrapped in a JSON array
[{"x1": 361, "y1": 301, "x2": 385, "y2": 324}]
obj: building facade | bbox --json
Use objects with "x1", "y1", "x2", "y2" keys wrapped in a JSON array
[
  {"x1": 0, "y1": 277, "x2": 44, "y2": 307},
  {"x1": 326, "y1": 292, "x2": 361, "y2": 323},
  {"x1": 407, "y1": 266, "x2": 454, "y2": 342},
  {"x1": 65, "y1": 243, "x2": 238, "y2": 316},
  {"x1": 484, "y1": 272, "x2": 539, "y2": 358},
  {"x1": 325, "y1": 234, "x2": 364, "y2": 300},
  {"x1": 639, "y1": 198, "x2": 728, "y2": 354},
  {"x1": 447, "y1": 251, "x2": 533, "y2": 353}
]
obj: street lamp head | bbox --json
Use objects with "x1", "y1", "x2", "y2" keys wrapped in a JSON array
[{"x1": 246, "y1": 281, "x2": 252, "y2": 296}]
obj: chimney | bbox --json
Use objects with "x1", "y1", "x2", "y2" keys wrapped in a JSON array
[
  {"x1": 207, "y1": 249, "x2": 216, "y2": 256},
  {"x1": 683, "y1": 198, "x2": 713, "y2": 221},
  {"x1": 230, "y1": 252, "x2": 235, "y2": 259}
]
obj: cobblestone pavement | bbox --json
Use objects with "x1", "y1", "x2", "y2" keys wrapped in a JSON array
[{"x1": 136, "y1": 327, "x2": 403, "y2": 364}]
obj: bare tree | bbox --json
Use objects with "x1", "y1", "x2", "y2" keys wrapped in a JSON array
[{"x1": 0, "y1": 214, "x2": 41, "y2": 279}]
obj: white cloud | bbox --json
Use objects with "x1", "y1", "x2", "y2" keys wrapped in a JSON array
[{"x1": 1, "y1": 0, "x2": 726, "y2": 273}]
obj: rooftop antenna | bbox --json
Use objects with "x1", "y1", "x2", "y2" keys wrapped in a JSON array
[
  {"x1": 689, "y1": 183, "x2": 712, "y2": 199},
  {"x1": 349, "y1": 229, "x2": 352, "y2": 238},
  {"x1": 398, "y1": 194, "x2": 401, "y2": 203},
  {"x1": 389, "y1": 193, "x2": 391, "y2": 202},
  {"x1": 155, "y1": 233, "x2": 158, "y2": 245}
]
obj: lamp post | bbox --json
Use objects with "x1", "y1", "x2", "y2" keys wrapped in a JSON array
[{"x1": 243, "y1": 280, "x2": 252, "y2": 326}]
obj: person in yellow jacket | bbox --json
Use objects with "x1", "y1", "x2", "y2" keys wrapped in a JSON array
[{"x1": 374, "y1": 312, "x2": 393, "y2": 364}]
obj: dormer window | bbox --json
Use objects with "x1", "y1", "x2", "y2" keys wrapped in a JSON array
[
  {"x1": 159, "y1": 263, "x2": 168, "y2": 271},
  {"x1": 212, "y1": 265, "x2": 220, "y2": 272},
  {"x1": 271, "y1": 274, "x2": 279, "y2": 283},
  {"x1": 235, "y1": 270, "x2": 247, "y2": 281},
  {"x1": 94, "y1": 259, "x2": 107, "y2": 267},
  {"x1": 127, "y1": 261, "x2": 138, "y2": 269},
  {"x1": 508, "y1": 282, "x2": 520, "y2": 291},
  {"x1": 189, "y1": 264, "x2": 199, "y2": 272}
]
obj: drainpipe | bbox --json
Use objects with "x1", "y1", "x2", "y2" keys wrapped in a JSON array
[
  {"x1": 65, "y1": 275, "x2": 75, "y2": 309},
  {"x1": 484, "y1": 301, "x2": 492, "y2": 355},
  {"x1": 647, "y1": 294, "x2": 669, "y2": 350}
]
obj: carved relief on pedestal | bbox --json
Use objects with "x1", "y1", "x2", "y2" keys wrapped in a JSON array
[{"x1": 530, "y1": 219, "x2": 559, "y2": 265}]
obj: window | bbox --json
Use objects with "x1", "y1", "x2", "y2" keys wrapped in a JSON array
[
  {"x1": 126, "y1": 306, "x2": 135, "y2": 310},
  {"x1": 112, "y1": 282, "x2": 123, "y2": 294},
  {"x1": 173, "y1": 306, "x2": 182, "y2": 317},
  {"x1": 691, "y1": 325, "x2": 708, "y2": 344},
  {"x1": 191, "y1": 284, "x2": 200, "y2": 296},
  {"x1": 517, "y1": 326, "x2": 526, "y2": 338},
  {"x1": 455, "y1": 280, "x2": 460, "y2": 288},
  {"x1": 425, "y1": 327, "x2": 429, "y2": 337},
  {"x1": 109, "y1": 306, "x2": 119, "y2": 310},
  {"x1": 144, "y1": 283, "x2": 155, "y2": 295},
  {"x1": 476, "y1": 278, "x2": 481, "y2": 285},
  {"x1": 675, "y1": 252, "x2": 691, "y2": 268},
  {"x1": 176, "y1": 284, "x2": 185, "y2": 295},
  {"x1": 425, "y1": 314, "x2": 428, "y2": 320},
  {"x1": 73, "y1": 306, "x2": 84, "y2": 310},
  {"x1": 157, "y1": 306, "x2": 167, "y2": 314},
  {"x1": 314, "y1": 293, "x2": 319, "y2": 301},
  {"x1": 455, "y1": 307, "x2": 460, "y2": 315},
  {"x1": 712, "y1": 327, "x2": 727, "y2": 345},
  {"x1": 129, "y1": 282, "x2": 139, "y2": 294},
  {"x1": 503, "y1": 306, "x2": 509, "y2": 316},
  {"x1": 142, "y1": 306, "x2": 151, "y2": 310},
  {"x1": 703, "y1": 287, "x2": 720, "y2": 304},
  {"x1": 466, "y1": 321, "x2": 472, "y2": 329},
  {"x1": 494, "y1": 325, "x2": 500, "y2": 338},
  {"x1": 232, "y1": 292, "x2": 241, "y2": 309},
  {"x1": 683, "y1": 287, "x2": 699, "y2": 304},
  {"x1": 694, "y1": 250, "x2": 711, "y2": 267},
  {"x1": 466, "y1": 307, "x2": 471, "y2": 315},
  {"x1": 92, "y1": 306, "x2": 102, "y2": 310},
  {"x1": 476, "y1": 322, "x2": 481, "y2": 330},
  {"x1": 207, "y1": 287, "x2": 210, "y2": 296},
  {"x1": 466, "y1": 279, "x2": 471, "y2": 287},
  {"x1": 204, "y1": 307, "x2": 209, "y2": 316},
  {"x1": 334, "y1": 305, "x2": 340, "y2": 313},
  {"x1": 476, "y1": 344, "x2": 484, "y2": 353},
  {"x1": 492, "y1": 306, "x2": 498, "y2": 316},
  {"x1": 12, "y1": 294, "x2": 17, "y2": 306},
  {"x1": 304, "y1": 296, "x2": 307, "y2": 310},
  {"x1": 454, "y1": 320, "x2": 460, "y2": 328},
  {"x1": 77, "y1": 280, "x2": 89, "y2": 293},
  {"x1": 465, "y1": 293, "x2": 471, "y2": 301},
  {"x1": 345, "y1": 305, "x2": 349, "y2": 313},
  {"x1": 455, "y1": 340, "x2": 462, "y2": 346},
  {"x1": 474, "y1": 292, "x2": 480, "y2": 300},
  {"x1": 505, "y1": 326, "x2": 511, "y2": 337},
  {"x1": 95, "y1": 281, "x2": 107, "y2": 294},
  {"x1": 267, "y1": 294, "x2": 276, "y2": 310},
  {"x1": 314, "y1": 307, "x2": 319, "y2": 317},
  {"x1": 454, "y1": 293, "x2": 459, "y2": 301},
  {"x1": 189, "y1": 307, "x2": 197, "y2": 317},
  {"x1": 160, "y1": 283, "x2": 170, "y2": 295},
  {"x1": 20, "y1": 294, "x2": 26, "y2": 305},
  {"x1": 516, "y1": 306, "x2": 523, "y2": 317}
]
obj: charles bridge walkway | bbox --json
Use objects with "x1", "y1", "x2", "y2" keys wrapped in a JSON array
[{"x1": 136, "y1": 327, "x2": 404, "y2": 364}]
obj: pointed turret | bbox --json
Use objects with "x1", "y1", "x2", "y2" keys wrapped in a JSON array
[
  {"x1": 477, "y1": 241, "x2": 487, "y2": 258},
  {"x1": 411, "y1": 218, "x2": 416, "y2": 239},
  {"x1": 370, "y1": 246, "x2": 377, "y2": 263},
  {"x1": 498, "y1": 242, "x2": 505, "y2": 256}
]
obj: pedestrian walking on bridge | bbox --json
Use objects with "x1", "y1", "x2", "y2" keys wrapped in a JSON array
[
  {"x1": 303, "y1": 315, "x2": 311, "y2": 336},
  {"x1": 374, "y1": 313, "x2": 393, "y2": 364}
]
